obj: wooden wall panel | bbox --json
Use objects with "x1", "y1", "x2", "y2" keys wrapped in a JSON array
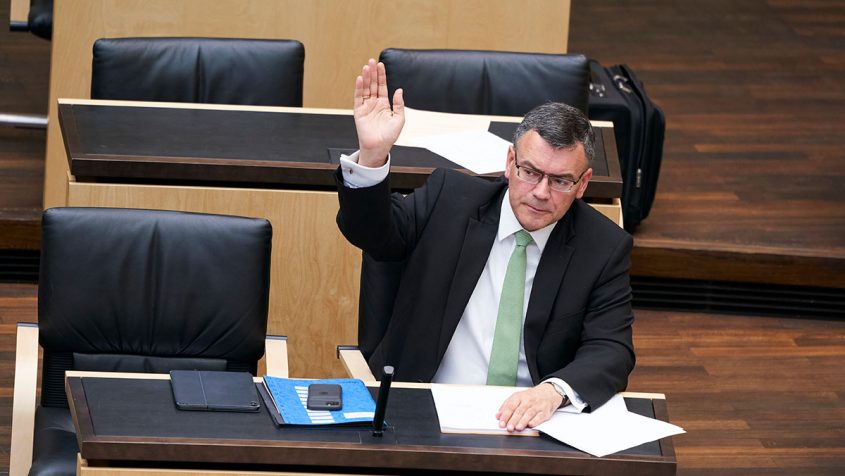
[{"x1": 44, "y1": 0, "x2": 571, "y2": 208}]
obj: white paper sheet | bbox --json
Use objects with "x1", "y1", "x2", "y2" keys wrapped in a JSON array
[
  {"x1": 394, "y1": 108, "x2": 512, "y2": 175},
  {"x1": 430, "y1": 384, "x2": 539, "y2": 436},
  {"x1": 431, "y1": 386, "x2": 685, "y2": 457},
  {"x1": 536, "y1": 394, "x2": 686, "y2": 457},
  {"x1": 418, "y1": 130, "x2": 510, "y2": 174},
  {"x1": 396, "y1": 108, "x2": 495, "y2": 148}
]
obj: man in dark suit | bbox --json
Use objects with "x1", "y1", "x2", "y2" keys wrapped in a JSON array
[{"x1": 336, "y1": 59, "x2": 635, "y2": 431}]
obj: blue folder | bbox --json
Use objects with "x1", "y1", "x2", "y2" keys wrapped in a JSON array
[{"x1": 262, "y1": 377, "x2": 376, "y2": 426}]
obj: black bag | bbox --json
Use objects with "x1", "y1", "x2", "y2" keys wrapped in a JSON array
[{"x1": 588, "y1": 60, "x2": 665, "y2": 231}]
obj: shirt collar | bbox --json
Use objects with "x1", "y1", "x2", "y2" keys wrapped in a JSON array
[{"x1": 498, "y1": 190, "x2": 556, "y2": 252}]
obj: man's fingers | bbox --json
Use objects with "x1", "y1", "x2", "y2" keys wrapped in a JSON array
[
  {"x1": 497, "y1": 397, "x2": 517, "y2": 427},
  {"x1": 513, "y1": 408, "x2": 539, "y2": 432},
  {"x1": 392, "y1": 88, "x2": 405, "y2": 116},
  {"x1": 368, "y1": 58, "x2": 379, "y2": 99},
  {"x1": 496, "y1": 386, "x2": 561, "y2": 432},
  {"x1": 528, "y1": 411, "x2": 550, "y2": 429},
  {"x1": 354, "y1": 75, "x2": 364, "y2": 105},
  {"x1": 505, "y1": 405, "x2": 527, "y2": 431},
  {"x1": 361, "y1": 59, "x2": 379, "y2": 99},
  {"x1": 377, "y1": 61, "x2": 389, "y2": 99}
]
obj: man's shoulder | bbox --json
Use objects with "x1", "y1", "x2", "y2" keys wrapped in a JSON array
[
  {"x1": 428, "y1": 168, "x2": 507, "y2": 198},
  {"x1": 571, "y1": 200, "x2": 631, "y2": 245}
]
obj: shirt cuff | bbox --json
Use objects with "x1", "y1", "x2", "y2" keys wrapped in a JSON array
[
  {"x1": 543, "y1": 377, "x2": 588, "y2": 413},
  {"x1": 339, "y1": 150, "x2": 390, "y2": 188}
]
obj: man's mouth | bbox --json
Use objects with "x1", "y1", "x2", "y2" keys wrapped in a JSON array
[{"x1": 525, "y1": 203, "x2": 547, "y2": 214}]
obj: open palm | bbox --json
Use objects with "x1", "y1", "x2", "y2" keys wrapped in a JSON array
[{"x1": 353, "y1": 59, "x2": 405, "y2": 167}]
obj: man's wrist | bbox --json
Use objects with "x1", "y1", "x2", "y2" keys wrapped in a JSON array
[
  {"x1": 544, "y1": 381, "x2": 570, "y2": 408},
  {"x1": 358, "y1": 148, "x2": 390, "y2": 168}
]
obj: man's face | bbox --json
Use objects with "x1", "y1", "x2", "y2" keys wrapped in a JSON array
[{"x1": 504, "y1": 130, "x2": 593, "y2": 231}]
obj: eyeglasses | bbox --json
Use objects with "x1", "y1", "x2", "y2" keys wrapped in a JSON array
[{"x1": 512, "y1": 152, "x2": 588, "y2": 193}]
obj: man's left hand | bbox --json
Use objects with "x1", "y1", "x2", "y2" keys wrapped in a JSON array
[{"x1": 496, "y1": 383, "x2": 563, "y2": 432}]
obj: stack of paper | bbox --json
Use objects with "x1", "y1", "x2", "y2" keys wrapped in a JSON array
[
  {"x1": 431, "y1": 384, "x2": 685, "y2": 457},
  {"x1": 396, "y1": 108, "x2": 512, "y2": 175}
]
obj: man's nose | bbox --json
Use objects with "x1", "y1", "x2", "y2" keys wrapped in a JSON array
[{"x1": 532, "y1": 176, "x2": 551, "y2": 199}]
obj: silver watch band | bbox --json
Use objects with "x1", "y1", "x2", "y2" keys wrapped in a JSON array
[{"x1": 546, "y1": 381, "x2": 569, "y2": 408}]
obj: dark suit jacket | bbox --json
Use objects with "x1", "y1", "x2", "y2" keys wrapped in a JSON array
[{"x1": 336, "y1": 167, "x2": 635, "y2": 409}]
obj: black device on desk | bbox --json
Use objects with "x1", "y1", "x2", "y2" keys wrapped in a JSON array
[
  {"x1": 306, "y1": 383, "x2": 343, "y2": 410},
  {"x1": 170, "y1": 370, "x2": 261, "y2": 412},
  {"x1": 372, "y1": 365, "x2": 394, "y2": 437}
]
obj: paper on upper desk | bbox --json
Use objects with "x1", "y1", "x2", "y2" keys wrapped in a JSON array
[
  {"x1": 536, "y1": 394, "x2": 685, "y2": 457},
  {"x1": 416, "y1": 130, "x2": 510, "y2": 175},
  {"x1": 396, "y1": 107, "x2": 494, "y2": 148},
  {"x1": 430, "y1": 384, "x2": 539, "y2": 436}
]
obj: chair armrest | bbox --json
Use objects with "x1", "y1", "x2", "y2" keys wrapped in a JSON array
[
  {"x1": 10, "y1": 323, "x2": 39, "y2": 476},
  {"x1": 263, "y1": 335, "x2": 288, "y2": 378},
  {"x1": 9, "y1": 0, "x2": 30, "y2": 30},
  {"x1": 336, "y1": 345, "x2": 376, "y2": 382}
]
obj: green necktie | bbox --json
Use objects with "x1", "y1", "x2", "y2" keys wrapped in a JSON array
[{"x1": 487, "y1": 229, "x2": 533, "y2": 386}]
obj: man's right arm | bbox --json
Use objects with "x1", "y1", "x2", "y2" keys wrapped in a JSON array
[
  {"x1": 335, "y1": 58, "x2": 408, "y2": 258},
  {"x1": 352, "y1": 58, "x2": 404, "y2": 168},
  {"x1": 339, "y1": 150, "x2": 389, "y2": 189}
]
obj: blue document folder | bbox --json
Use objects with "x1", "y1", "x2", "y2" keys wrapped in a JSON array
[{"x1": 262, "y1": 377, "x2": 376, "y2": 426}]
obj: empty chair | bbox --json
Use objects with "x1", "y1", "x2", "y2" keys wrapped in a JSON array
[
  {"x1": 379, "y1": 48, "x2": 590, "y2": 116},
  {"x1": 10, "y1": 208, "x2": 284, "y2": 476},
  {"x1": 91, "y1": 37, "x2": 305, "y2": 106},
  {"x1": 2, "y1": 0, "x2": 51, "y2": 128}
]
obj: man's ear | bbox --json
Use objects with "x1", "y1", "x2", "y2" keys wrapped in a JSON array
[
  {"x1": 575, "y1": 168, "x2": 593, "y2": 199},
  {"x1": 504, "y1": 146, "x2": 515, "y2": 180}
]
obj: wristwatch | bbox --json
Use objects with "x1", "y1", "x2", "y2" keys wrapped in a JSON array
[{"x1": 545, "y1": 381, "x2": 570, "y2": 408}]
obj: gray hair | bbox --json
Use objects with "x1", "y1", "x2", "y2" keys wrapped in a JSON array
[{"x1": 513, "y1": 102, "x2": 595, "y2": 163}]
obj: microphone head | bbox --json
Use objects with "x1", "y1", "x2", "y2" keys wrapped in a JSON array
[{"x1": 383, "y1": 365, "x2": 395, "y2": 376}]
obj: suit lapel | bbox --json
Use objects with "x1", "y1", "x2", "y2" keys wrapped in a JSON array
[
  {"x1": 436, "y1": 193, "x2": 503, "y2": 360},
  {"x1": 523, "y1": 207, "x2": 577, "y2": 383}
]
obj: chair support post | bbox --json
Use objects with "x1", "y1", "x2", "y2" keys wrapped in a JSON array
[
  {"x1": 10, "y1": 323, "x2": 39, "y2": 476},
  {"x1": 264, "y1": 335, "x2": 289, "y2": 378},
  {"x1": 337, "y1": 346, "x2": 377, "y2": 382}
]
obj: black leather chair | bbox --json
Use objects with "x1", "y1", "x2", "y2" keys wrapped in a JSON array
[
  {"x1": 26, "y1": 0, "x2": 52, "y2": 39},
  {"x1": 2, "y1": 0, "x2": 51, "y2": 129},
  {"x1": 11, "y1": 208, "x2": 281, "y2": 476},
  {"x1": 379, "y1": 48, "x2": 590, "y2": 116},
  {"x1": 91, "y1": 37, "x2": 305, "y2": 106},
  {"x1": 9, "y1": 0, "x2": 52, "y2": 38}
]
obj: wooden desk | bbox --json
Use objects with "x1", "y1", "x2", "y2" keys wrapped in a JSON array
[
  {"x1": 59, "y1": 99, "x2": 622, "y2": 198},
  {"x1": 43, "y1": 0, "x2": 573, "y2": 208},
  {"x1": 67, "y1": 374, "x2": 677, "y2": 476},
  {"x1": 58, "y1": 100, "x2": 623, "y2": 379}
]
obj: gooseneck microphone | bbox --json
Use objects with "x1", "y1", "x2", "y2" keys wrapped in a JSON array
[{"x1": 372, "y1": 365, "x2": 394, "y2": 437}]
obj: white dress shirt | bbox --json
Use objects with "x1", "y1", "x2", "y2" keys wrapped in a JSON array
[{"x1": 340, "y1": 152, "x2": 586, "y2": 411}]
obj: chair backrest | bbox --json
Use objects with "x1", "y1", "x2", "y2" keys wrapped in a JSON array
[
  {"x1": 37, "y1": 207, "x2": 272, "y2": 407},
  {"x1": 91, "y1": 37, "x2": 305, "y2": 106},
  {"x1": 379, "y1": 48, "x2": 590, "y2": 116},
  {"x1": 27, "y1": 0, "x2": 52, "y2": 40}
]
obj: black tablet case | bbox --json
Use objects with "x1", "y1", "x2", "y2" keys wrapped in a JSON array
[{"x1": 170, "y1": 370, "x2": 261, "y2": 412}]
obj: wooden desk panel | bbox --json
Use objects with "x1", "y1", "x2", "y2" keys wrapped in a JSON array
[
  {"x1": 67, "y1": 376, "x2": 677, "y2": 476},
  {"x1": 59, "y1": 100, "x2": 622, "y2": 198},
  {"x1": 44, "y1": 0, "x2": 571, "y2": 208}
]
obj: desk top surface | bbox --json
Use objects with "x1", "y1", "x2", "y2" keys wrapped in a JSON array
[
  {"x1": 68, "y1": 375, "x2": 675, "y2": 476},
  {"x1": 58, "y1": 99, "x2": 623, "y2": 198}
]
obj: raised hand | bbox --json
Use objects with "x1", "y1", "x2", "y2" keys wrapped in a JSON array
[{"x1": 353, "y1": 58, "x2": 405, "y2": 168}]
